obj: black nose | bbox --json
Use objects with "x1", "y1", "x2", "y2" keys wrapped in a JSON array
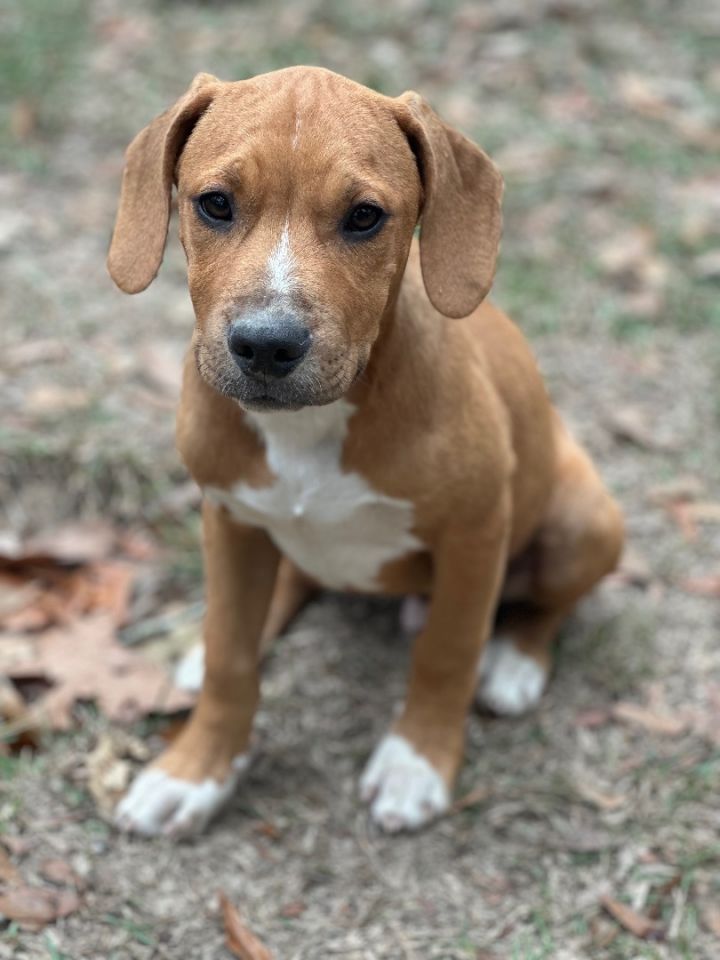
[{"x1": 228, "y1": 319, "x2": 311, "y2": 379}]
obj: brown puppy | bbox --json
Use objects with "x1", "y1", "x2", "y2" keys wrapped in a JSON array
[{"x1": 109, "y1": 67, "x2": 623, "y2": 836}]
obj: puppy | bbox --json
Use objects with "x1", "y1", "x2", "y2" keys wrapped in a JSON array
[{"x1": 108, "y1": 67, "x2": 623, "y2": 836}]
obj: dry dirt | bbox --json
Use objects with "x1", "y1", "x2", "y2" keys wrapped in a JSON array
[{"x1": 1, "y1": 0, "x2": 719, "y2": 958}]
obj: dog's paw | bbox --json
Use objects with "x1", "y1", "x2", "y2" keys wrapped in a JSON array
[
  {"x1": 115, "y1": 755, "x2": 249, "y2": 838},
  {"x1": 360, "y1": 734, "x2": 449, "y2": 832},
  {"x1": 476, "y1": 638, "x2": 547, "y2": 716}
]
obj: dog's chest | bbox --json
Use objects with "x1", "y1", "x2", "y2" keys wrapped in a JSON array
[{"x1": 204, "y1": 402, "x2": 421, "y2": 591}]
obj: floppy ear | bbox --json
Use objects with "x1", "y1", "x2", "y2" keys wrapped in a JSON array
[
  {"x1": 107, "y1": 73, "x2": 220, "y2": 294},
  {"x1": 394, "y1": 92, "x2": 504, "y2": 319}
]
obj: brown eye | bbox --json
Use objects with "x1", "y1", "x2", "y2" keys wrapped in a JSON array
[
  {"x1": 198, "y1": 192, "x2": 233, "y2": 223},
  {"x1": 344, "y1": 203, "x2": 385, "y2": 237}
]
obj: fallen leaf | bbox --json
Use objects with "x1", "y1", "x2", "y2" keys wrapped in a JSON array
[
  {"x1": 574, "y1": 708, "x2": 611, "y2": 728},
  {"x1": 0, "y1": 848, "x2": 22, "y2": 886},
  {"x1": 0, "y1": 573, "x2": 41, "y2": 622},
  {"x1": 679, "y1": 575, "x2": 720, "y2": 597},
  {"x1": 702, "y1": 904, "x2": 720, "y2": 938},
  {"x1": 606, "y1": 407, "x2": 675, "y2": 452},
  {"x1": 2, "y1": 521, "x2": 116, "y2": 567},
  {"x1": 610, "y1": 547, "x2": 653, "y2": 587},
  {"x1": 597, "y1": 226, "x2": 655, "y2": 276},
  {"x1": 39, "y1": 859, "x2": 82, "y2": 890},
  {"x1": 8, "y1": 615, "x2": 193, "y2": 729},
  {"x1": 0, "y1": 884, "x2": 79, "y2": 930},
  {"x1": 575, "y1": 782, "x2": 626, "y2": 811},
  {"x1": 600, "y1": 895, "x2": 663, "y2": 940},
  {"x1": 646, "y1": 476, "x2": 704, "y2": 506},
  {"x1": 0, "y1": 677, "x2": 28, "y2": 724},
  {"x1": 612, "y1": 701, "x2": 687, "y2": 737},
  {"x1": 666, "y1": 501, "x2": 698, "y2": 542},
  {"x1": 687, "y1": 502, "x2": 720, "y2": 523},
  {"x1": 219, "y1": 892, "x2": 274, "y2": 960},
  {"x1": 87, "y1": 731, "x2": 148, "y2": 816},
  {"x1": 0, "y1": 837, "x2": 33, "y2": 858},
  {"x1": 279, "y1": 900, "x2": 306, "y2": 919}
]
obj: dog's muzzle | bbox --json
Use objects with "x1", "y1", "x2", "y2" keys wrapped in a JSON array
[{"x1": 228, "y1": 312, "x2": 311, "y2": 380}]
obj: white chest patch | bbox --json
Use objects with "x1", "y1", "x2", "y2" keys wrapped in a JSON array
[{"x1": 205, "y1": 401, "x2": 422, "y2": 591}]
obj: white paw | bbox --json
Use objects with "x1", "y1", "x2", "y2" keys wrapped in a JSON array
[
  {"x1": 476, "y1": 638, "x2": 547, "y2": 716},
  {"x1": 360, "y1": 734, "x2": 449, "y2": 832},
  {"x1": 115, "y1": 755, "x2": 249, "y2": 838},
  {"x1": 174, "y1": 643, "x2": 205, "y2": 693}
]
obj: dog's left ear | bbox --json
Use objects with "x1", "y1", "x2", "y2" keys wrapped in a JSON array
[
  {"x1": 394, "y1": 93, "x2": 504, "y2": 319},
  {"x1": 108, "y1": 72, "x2": 220, "y2": 294}
]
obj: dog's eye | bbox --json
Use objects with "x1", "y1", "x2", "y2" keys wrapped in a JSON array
[
  {"x1": 344, "y1": 203, "x2": 385, "y2": 237},
  {"x1": 198, "y1": 192, "x2": 233, "y2": 224}
]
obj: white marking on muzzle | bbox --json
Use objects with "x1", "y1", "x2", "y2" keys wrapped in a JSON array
[{"x1": 266, "y1": 218, "x2": 296, "y2": 297}]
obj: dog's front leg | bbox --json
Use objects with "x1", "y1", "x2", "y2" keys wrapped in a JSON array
[
  {"x1": 116, "y1": 500, "x2": 279, "y2": 837},
  {"x1": 361, "y1": 505, "x2": 510, "y2": 832}
]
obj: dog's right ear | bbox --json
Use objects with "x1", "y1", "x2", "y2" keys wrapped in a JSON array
[{"x1": 107, "y1": 73, "x2": 220, "y2": 294}]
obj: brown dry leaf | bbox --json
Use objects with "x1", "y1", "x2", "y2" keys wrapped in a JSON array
[
  {"x1": 8, "y1": 615, "x2": 193, "y2": 729},
  {"x1": 688, "y1": 502, "x2": 720, "y2": 523},
  {"x1": 575, "y1": 708, "x2": 611, "y2": 728},
  {"x1": 279, "y1": 900, "x2": 306, "y2": 919},
  {"x1": 612, "y1": 701, "x2": 687, "y2": 737},
  {"x1": 646, "y1": 476, "x2": 704, "y2": 505},
  {"x1": 575, "y1": 782, "x2": 626, "y2": 811},
  {"x1": 219, "y1": 891, "x2": 274, "y2": 960},
  {"x1": 680, "y1": 574, "x2": 720, "y2": 597},
  {"x1": 87, "y1": 731, "x2": 149, "y2": 816},
  {"x1": 596, "y1": 227, "x2": 654, "y2": 276},
  {"x1": 610, "y1": 546, "x2": 653, "y2": 588},
  {"x1": 10, "y1": 521, "x2": 117, "y2": 567},
  {"x1": 606, "y1": 407, "x2": 674, "y2": 452},
  {"x1": 0, "y1": 676, "x2": 28, "y2": 724},
  {"x1": 86, "y1": 562, "x2": 135, "y2": 626},
  {"x1": 0, "y1": 573, "x2": 41, "y2": 622},
  {"x1": 600, "y1": 895, "x2": 662, "y2": 940},
  {"x1": 39, "y1": 859, "x2": 82, "y2": 890},
  {"x1": 0, "y1": 847, "x2": 22, "y2": 886},
  {"x1": 0, "y1": 884, "x2": 79, "y2": 930},
  {"x1": 667, "y1": 501, "x2": 698, "y2": 542},
  {"x1": 702, "y1": 905, "x2": 720, "y2": 938},
  {"x1": 0, "y1": 634, "x2": 35, "y2": 674},
  {"x1": 616, "y1": 73, "x2": 673, "y2": 119}
]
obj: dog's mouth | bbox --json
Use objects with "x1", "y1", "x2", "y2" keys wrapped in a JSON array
[{"x1": 195, "y1": 339, "x2": 368, "y2": 412}]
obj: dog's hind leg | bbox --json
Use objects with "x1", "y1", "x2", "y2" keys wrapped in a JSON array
[
  {"x1": 259, "y1": 557, "x2": 318, "y2": 655},
  {"x1": 477, "y1": 422, "x2": 624, "y2": 715}
]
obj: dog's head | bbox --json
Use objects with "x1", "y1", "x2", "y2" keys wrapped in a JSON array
[{"x1": 108, "y1": 67, "x2": 502, "y2": 411}]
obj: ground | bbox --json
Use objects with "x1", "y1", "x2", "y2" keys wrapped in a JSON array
[{"x1": 1, "y1": 0, "x2": 719, "y2": 957}]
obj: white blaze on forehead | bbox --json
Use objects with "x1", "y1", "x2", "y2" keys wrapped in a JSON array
[
  {"x1": 266, "y1": 218, "x2": 297, "y2": 297},
  {"x1": 292, "y1": 112, "x2": 302, "y2": 150}
]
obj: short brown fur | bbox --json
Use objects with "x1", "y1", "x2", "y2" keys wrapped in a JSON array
[{"x1": 109, "y1": 67, "x2": 623, "y2": 829}]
